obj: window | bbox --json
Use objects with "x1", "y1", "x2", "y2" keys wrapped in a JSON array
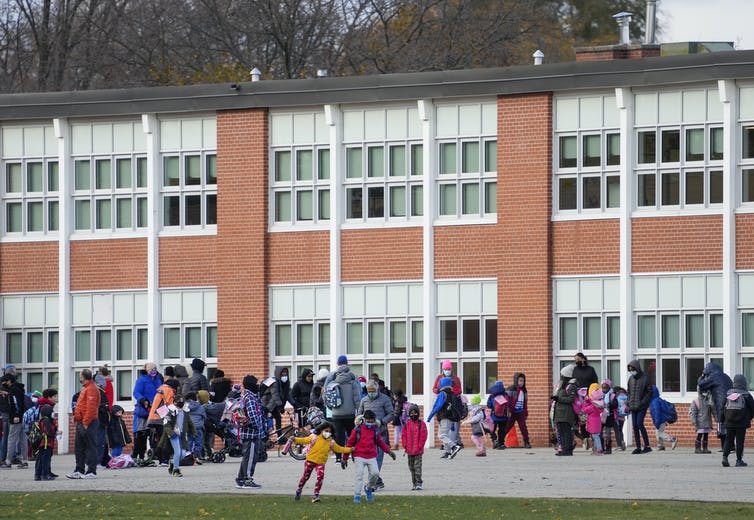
[
  {"x1": 437, "y1": 138, "x2": 496, "y2": 218},
  {"x1": 557, "y1": 314, "x2": 620, "y2": 353},
  {"x1": 270, "y1": 320, "x2": 331, "y2": 384},
  {"x1": 437, "y1": 316, "x2": 497, "y2": 395},
  {"x1": 3, "y1": 160, "x2": 59, "y2": 235},
  {"x1": 272, "y1": 147, "x2": 330, "y2": 225},
  {"x1": 162, "y1": 324, "x2": 217, "y2": 361},
  {"x1": 3, "y1": 330, "x2": 59, "y2": 393},
  {"x1": 161, "y1": 153, "x2": 216, "y2": 229}
]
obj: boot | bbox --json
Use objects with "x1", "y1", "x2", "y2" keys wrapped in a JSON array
[
  {"x1": 722, "y1": 456, "x2": 730, "y2": 467},
  {"x1": 695, "y1": 447, "x2": 702, "y2": 454},
  {"x1": 603, "y1": 440, "x2": 612, "y2": 455}
]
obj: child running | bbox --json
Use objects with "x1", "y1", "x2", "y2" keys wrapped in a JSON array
[
  {"x1": 344, "y1": 410, "x2": 396, "y2": 504},
  {"x1": 292, "y1": 421, "x2": 352, "y2": 503}
]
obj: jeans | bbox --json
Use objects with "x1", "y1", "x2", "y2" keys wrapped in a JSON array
[
  {"x1": 375, "y1": 427, "x2": 388, "y2": 471},
  {"x1": 35, "y1": 448, "x2": 53, "y2": 478},
  {"x1": 170, "y1": 435, "x2": 182, "y2": 470},
  {"x1": 74, "y1": 420, "x2": 100, "y2": 475},
  {"x1": 591, "y1": 432, "x2": 603, "y2": 451},
  {"x1": 631, "y1": 408, "x2": 650, "y2": 448},
  {"x1": 189, "y1": 427, "x2": 204, "y2": 457},
  {"x1": 4, "y1": 421, "x2": 27, "y2": 464},
  {"x1": 97, "y1": 423, "x2": 108, "y2": 464},
  {"x1": 353, "y1": 456, "x2": 379, "y2": 495},
  {"x1": 237, "y1": 437, "x2": 261, "y2": 482}
]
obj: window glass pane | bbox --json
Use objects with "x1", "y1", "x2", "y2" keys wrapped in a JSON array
[
  {"x1": 662, "y1": 315, "x2": 680, "y2": 348},
  {"x1": 439, "y1": 184, "x2": 456, "y2": 215},
  {"x1": 297, "y1": 324, "x2": 313, "y2": 356},
  {"x1": 389, "y1": 321, "x2": 407, "y2": 353},
  {"x1": 440, "y1": 319, "x2": 457, "y2": 352},
  {"x1": 368, "y1": 364, "x2": 384, "y2": 384},
  {"x1": 462, "y1": 141, "x2": 479, "y2": 173},
  {"x1": 638, "y1": 174, "x2": 656, "y2": 207},
  {"x1": 390, "y1": 186, "x2": 406, "y2": 217},
  {"x1": 75, "y1": 160, "x2": 91, "y2": 190},
  {"x1": 411, "y1": 321, "x2": 423, "y2": 353},
  {"x1": 661, "y1": 172, "x2": 679, "y2": 206},
  {"x1": 117, "y1": 371, "x2": 133, "y2": 401},
  {"x1": 27, "y1": 373, "x2": 43, "y2": 394},
  {"x1": 638, "y1": 315, "x2": 656, "y2": 348},
  {"x1": 710, "y1": 127, "x2": 724, "y2": 161},
  {"x1": 318, "y1": 149, "x2": 330, "y2": 180},
  {"x1": 390, "y1": 363, "x2": 407, "y2": 395},
  {"x1": 116, "y1": 198, "x2": 132, "y2": 228},
  {"x1": 462, "y1": 319, "x2": 480, "y2": 352},
  {"x1": 96, "y1": 330, "x2": 111, "y2": 361},
  {"x1": 347, "y1": 188, "x2": 362, "y2": 219},
  {"x1": 661, "y1": 129, "x2": 680, "y2": 162},
  {"x1": 206, "y1": 155, "x2": 217, "y2": 185},
  {"x1": 389, "y1": 145, "x2": 405, "y2": 177},
  {"x1": 48, "y1": 331, "x2": 59, "y2": 363},
  {"x1": 607, "y1": 316, "x2": 620, "y2": 349},
  {"x1": 559, "y1": 136, "x2": 576, "y2": 168},
  {"x1": 606, "y1": 133, "x2": 620, "y2": 166},
  {"x1": 28, "y1": 201, "x2": 43, "y2": 232},
  {"x1": 606, "y1": 176, "x2": 620, "y2": 208},
  {"x1": 297, "y1": 190, "x2": 313, "y2": 221},
  {"x1": 440, "y1": 143, "x2": 456, "y2": 174},
  {"x1": 743, "y1": 358, "x2": 754, "y2": 391},
  {"x1": 411, "y1": 144, "x2": 423, "y2": 176},
  {"x1": 484, "y1": 141, "x2": 497, "y2": 172},
  {"x1": 137, "y1": 329, "x2": 148, "y2": 359},
  {"x1": 48, "y1": 201, "x2": 59, "y2": 231},
  {"x1": 368, "y1": 322, "x2": 385, "y2": 354},
  {"x1": 463, "y1": 361, "x2": 480, "y2": 394},
  {"x1": 137, "y1": 197, "x2": 148, "y2": 228},
  {"x1": 116, "y1": 158, "x2": 132, "y2": 189},
  {"x1": 558, "y1": 177, "x2": 577, "y2": 210},
  {"x1": 410, "y1": 186, "x2": 423, "y2": 216},
  {"x1": 411, "y1": 362, "x2": 424, "y2": 395},
  {"x1": 207, "y1": 326, "x2": 217, "y2": 357},
  {"x1": 744, "y1": 126, "x2": 754, "y2": 159},
  {"x1": 743, "y1": 313, "x2": 754, "y2": 347},
  {"x1": 686, "y1": 314, "x2": 704, "y2": 348},
  {"x1": 710, "y1": 314, "x2": 723, "y2": 348},
  {"x1": 137, "y1": 157, "x2": 148, "y2": 188},
  {"x1": 48, "y1": 372, "x2": 59, "y2": 389},
  {"x1": 48, "y1": 162, "x2": 59, "y2": 191},
  {"x1": 164, "y1": 156, "x2": 180, "y2": 186},
  {"x1": 583, "y1": 135, "x2": 601, "y2": 167},
  {"x1": 318, "y1": 323, "x2": 330, "y2": 355},
  {"x1": 559, "y1": 317, "x2": 577, "y2": 349},
  {"x1": 297, "y1": 150, "x2": 313, "y2": 181},
  {"x1": 368, "y1": 147, "x2": 384, "y2": 178},
  {"x1": 186, "y1": 327, "x2": 201, "y2": 357},
  {"x1": 662, "y1": 358, "x2": 680, "y2": 392},
  {"x1": 6, "y1": 203, "x2": 22, "y2": 232},
  {"x1": 583, "y1": 317, "x2": 601, "y2": 349},
  {"x1": 367, "y1": 187, "x2": 384, "y2": 218},
  {"x1": 484, "y1": 182, "x2": 497, "y2": 214},
  {"x1": 275, "y1": 324, "x2": 291, "y2": 356},
  {"x1": 685, "y1": 171, "x2": 704, "y2": 205},
  {"x1": 27, "y1": 332, "x2": 43, "y2": 363},
  {"x1": 710, "y1": 170, "x2": 723, "y2": 204},
  {"x1": 185, "y1": 156, "x2": 201, "y2": 186},
  {"x1": 117, "y1": 329, "x2": 132, "y2": 361},
  {"x1": 346, "y1": 148, "x2": 362, "y2": 179},
  {"x1": 462, "y1": 183, "x2": 479, "y2": 214},
  {"x1": 346, "y1": 323, "x2": 363, "y2": 354},
  {"x1": 275, "y1": 191, "x2": 291, "y2": 222},
  {"x1": 96, "y1": 160, "x2": 111, "y2": 189},
  {"x1": 638, "y1": 131, "x2": 656, "y2": 163},
  {"x1": 27, "y1": 162, "x2": 43, "y2": 192},
  {"x1": 485, "y1": 319, "x2": 497, "y2": 351},
  {"x1": 75, "y1": 330, "x2": 91, "y2": 362},
  {"x1": 485, "y1": 361, "x2": 498, "y2": 393},
  {"x1": 164, "y1": 328, "x2": 180, "y2": 359},
  {"x1": 75, "y1": 200, "x2": 91, "y2": 230},
  {"x1": 582, "y1": 177, "x2": 601, "y2": 209},
  {"x1": 275, "y1": 151, "x2": 291, "y2": 182},
  {"x1": 96, "y1": 199, "x2": 111, "y2": 229},
  {"x1": 744, "y1": 170, "x2": 754, "y2": 203},
  {"x1": 7, "y1": 163, "x2": 22, "y2": 192},
  {"x1": 686, "y1": 358, "x2": 705, "y2": 392},
  {"x1": 686, "y1": 128, "x2": 704, "y2": 161},
  {"x1": 318, "y1": 190, "x2": 330, "y2": 220},
  {"x1": 6, "y1": 333, "x2": 22, "y2": 364}
]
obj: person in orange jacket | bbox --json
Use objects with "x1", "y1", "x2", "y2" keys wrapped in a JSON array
[
  {"x1": 66, "y1": 369, "x2": 101, "y2": 479},
  {"x1": 148, "y1": 378, "x2": 178, "y2": 466}
]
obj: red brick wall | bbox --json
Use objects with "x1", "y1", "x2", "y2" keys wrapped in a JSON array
[
  {"x1": 159, "y1": 236, "x2": 218, "y2": 287},
  {"x1": 736, "y1": 214, "x2": 754, "y2": 269},
  {"x1": 498, "y1": 93, "x2": 553, "y2": 447},
  {"x1": 268, "y1": 231, "x2": 329, "y2": 284},
  {"x1": 552, "y1": 220, "x2": 620, "y2": 275},
  {"x1": 216, "y1": 109, "x2": 269, "y2": 382},
  {"x1": 341, "y1": 228, "x2": 423, "y2": 282},
  {"x1": 632, "y1": 216, "x2": 722, "y2": 273},
  {"x1": 0, "y1": 242, "x2": 58, "y2": 293},
  {"x1": 434, "y1": 225, "x2": 500, "y2": 279},
  {"x1": 70, "y1": 239, "x2": 147, "y2": 291}
]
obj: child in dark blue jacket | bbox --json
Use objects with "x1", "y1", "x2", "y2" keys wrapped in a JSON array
[{"x1": 487, "y1": 381, "x2": 509, "y2": 449}]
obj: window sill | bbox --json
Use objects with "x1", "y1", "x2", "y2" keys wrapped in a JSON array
[
  {"x1": 0, "y1": 234, "x2": 59, "y2": 243},
  {"x1": 434, "y1": 216, "x2": 497, "y2": 226},
  {"x1": 70, "y1": 231, "x2": 149, "y2": 241},
  {"x1": 631, "y1": 208, "x2": 724, "y2": 218},
  {"x1": 551, "y1": 212, "x2": 620, "y2": 222},
  {"x1": 269, "y1": 222, "x2": 331, "y2": 233},
  {"x1": 158, "y1": 227, "x2": 217, "y2": 238}
]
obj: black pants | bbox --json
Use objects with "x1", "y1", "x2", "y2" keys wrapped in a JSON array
[
  {"x1": 557, "y1": 422, "x2": 574, "y2": 454},
  {"x1": 331, "y1": 416, "x2": 355, "y2": 461},
  {"x1": 723, "y1": 426, "x2": 747, "y2": 461},
  {"x1": 35, "y1": 448, "x2": 52, "y2": 478},
  {"x1": 237, "y1": 437, "x2": 261, "y2": 482},
  {"x1": 74, "y1": 420, "x2": 99, "y2": 475},
  {"x1": 132, "y1": 430, "x2": 149, "y2": 459}
]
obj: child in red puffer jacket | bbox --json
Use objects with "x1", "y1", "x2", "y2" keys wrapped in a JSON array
[{"x1": 401, "y1": 404, "x2": 428, "y2": 490}]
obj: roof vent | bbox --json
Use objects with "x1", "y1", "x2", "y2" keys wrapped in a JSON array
[
  {"x1": 613, "y1": 12, "x2": 633, "y2": 45},
  {"x1": 250, "y1": 67, "x2": 261, "y2": 82},
  {"x1": 645, "y1": 0, "x2": 657, "y2": 45},
  {"x1": 533, "y1": 50, "x2": 544, "y2": 65}
]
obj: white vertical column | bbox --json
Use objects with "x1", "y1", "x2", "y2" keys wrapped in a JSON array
[
  {"x1": 325, "y1": 105, "x2": 343, "y2": 368},
  {"x1": 142, "y1": 114, "x2": 161, "y2": 365},
  {"x1": 418, "y1": 99, "x2": 436, "y2": 442},
  {"x1": 719, "y1": 80, "x2": 737, "y2": 375},
  {"x1": 53, "y1": 118, "x2": 72, "y2": 453}
]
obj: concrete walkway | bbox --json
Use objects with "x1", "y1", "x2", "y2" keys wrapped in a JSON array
[{"x1": 1, "y1": 446, "x2": 750, "y2": 502}]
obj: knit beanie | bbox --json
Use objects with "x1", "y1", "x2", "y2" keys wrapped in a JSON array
[
  {"x1": 441, "y1": 359, "x2": 453, "y2": 370},
  {"x1": 560, "y1": 364, "x2": 575, "y2": 379}
]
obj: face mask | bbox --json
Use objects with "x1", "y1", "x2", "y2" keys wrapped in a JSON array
[
  {"x1": 281, "y1": 376, "x2": 288, "y2": 383},
  {"x1": 576, "y1": 361, "x2": 584, "y2": 366},
  {"x1": 364, "y1": 422, "x2": 375, "y2": 429},
  {"x1": 409, "y1": 414, "x2": 419, "y2": 421},
  {"x1": 148, "y1": 370, "x2": 157, "y2": 377},
  {"x1": 368, "y1": 392, "x2": 378, "y2": 399},
  {"x1": 443, "y1": 369, "x2": 452, "y2": 377},
  {"x1": 322, "y1": 431, "x2": 332, "y2": 439},
  {"x1": 183, "y1": 404, "x2": 190, "y2": 412},
  {"x1": 628, "y1": 370, "x2": 637, "y2": 378}
]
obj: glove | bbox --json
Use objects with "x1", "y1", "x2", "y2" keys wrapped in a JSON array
[
  {"x1": 340, "y1": 459, "x2": 348, "y2": 470},
  {"x1": 388, "y1": 451, "x2": 396, "y2": 461},
  {"x1": 551, "y1": 395, "x2": 559, "y2": 402}
]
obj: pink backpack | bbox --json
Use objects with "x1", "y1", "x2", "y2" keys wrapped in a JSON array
[{"x1": 107, "y1": 454, "x2": 136, "y2": 469}]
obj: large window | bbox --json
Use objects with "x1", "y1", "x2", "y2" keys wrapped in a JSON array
[
  {"x1": 161, "y1": 153, "x2": 217, "y2": 228},
  {"x1": 438, "y1": 317, "x2": 498, "y2": 395},
  {"x1": 272, "y1": 147, "x2": 331, "y2": 224},
  {"x1": 162, "y1": 324, "x2": 217, "y2": 361},
  {"x1": 437, "y1": 138, "x2": 496, "y2": 218},
  {"x1": 3, "y1": 160, "x2": 59, "y2": 235},
  {"x1": 271, "y1": 320, "x2": 332, "y2": 381},
  {"x1": 3, "y1": 329, "x2": 59, "y2": 392}
]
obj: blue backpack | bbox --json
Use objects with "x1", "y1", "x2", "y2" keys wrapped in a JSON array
[{"x1": 23, "y1": 405, "x2": 40, "y2": 434}]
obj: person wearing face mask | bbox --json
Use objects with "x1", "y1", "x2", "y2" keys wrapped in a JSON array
[
  {"x1": 572, "y1": 353, "x2": 598, "y2": 389},
  {"x1": 401, "y1": 403, "x2": 427, "y2": 490},
  {"x1": 626, "y1": 360, "x2": 653, "y2": 454},
  {"x1": 357, "y1": 380, "x2": 394, "y2": 490},
  {"x1": 504, "y1": 373, "x2": 531, "y2": 449},
  {"x1": 132, "y1": 362, "x2": 164, "y2": 411},
  {"x1": 157, "y1": 394, "x2": 196, "y2": 477},
  {"x1": 344, "y1": 410, "x2": 396, "y2": 504},
  {"x1": 260, "y1": 366, "x2": 294, "y2": 431},
  {"x1": 291, "y1": 421, "x2": 353, "y2": 502},
  {"x1": 432, "y1": 360, "x2": 462, "y2": 396}
]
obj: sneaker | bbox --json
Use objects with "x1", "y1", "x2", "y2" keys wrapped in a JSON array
[
  {"x1": 671, "y1": 437, "x2": 678, "y2": 450},
  {"x1": 449, "y1": 444, "x2": 463, "y2": 459},
  {"x1": 642, "y1": 446, "x2": 652, "y2": 454},
  {"x1": 311, "y1": 494, "x2": 320, "y2": 503},
  {"x1": 295, "y1": 489, "x2": 302, "y2": 501},
  {"x1": 0, "y1": 462, "x2": 11, "y2": 469},
  {"x1": 722, "y1": 458, "x2": 730, "y2": 467},
  {"x1": 411, "y1": 485, "x2": 417, "y2": 491},
  {"x1": 82, "y1": 472, "x2": 97, "y2": 479},
  {"x1": 194, "y1": 458, "x2": 203, "y2": 465},
  {"x1": 475, "y1": 450, "x2": 486, "y2": 457},
  {"x1": 631, "y1": 448, "x2": 642, "y2": 454},
  {"x1": 440, "y1": 452, "x2": 449, "y2": 459},
  {"x1": 44, "y1": 475, "x2": 57, "y2": 481},
  {"x1": 159, "y1": 461, "x2": 169, "y2": 467},
  {"x1": 66, "y1": 471, "x2": 84, "y2": 479},
  {"x1": 16, "y1": 462, "x2": 28, "y2": 469},
  {"x1": 365, "y1": 487, "x2": 374, "y2": 503},
  {"x1": 353, "y1": 495, "x2": 362, "y2": 504},
  {"x1": 374, "y1": 479, "x2": 385, "y2": 491},
  {"x1": 171, "y1": 469, "x2": 183, "y2": 477},
  {"x1": 415, "y1": 483, "x2": 423, "y2": 491},
  {"x1": 523, "y1": 442, "x2": 532, "y2": 449},
  {"x1": 657, "y1": 446, "x2": 665, "y2": 451},
  {"x1": 235, "y1": 479, "x2": 247, "y2": 489},
  {"x1": 34, "y1": 476, "x2": 41, "y2": 481},
  {"x1": 736, "y1": 460, "x2": 748, "y2": 467},
  {"x1": 246, "y1": 480, "x2": 262, "y2": 489}
]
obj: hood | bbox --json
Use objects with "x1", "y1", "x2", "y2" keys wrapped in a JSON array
[
  {"x1": 439, "y1": 377, "x2": 453, "y2": 390},
  {"x1": 336, "y1": 365, "x2": 351, "y2": 375},
  {"x1": 299, "y1": 368, "x2": 315, "y2": 381},
  {"x1": 354, "y1": 414, "x2": 381, "y2": 427},
  {"x1": 703, "y1": 362, "x2": 724, "y2": 377},
  {"x1": 210, "y1": 376, "x2": 231, "y2": 385},
  {"x1": 512, "y1": 372, "x2": 526, "y2": 387},
  {"x1": 628, "y1": 360, "x2": 644, "y2": 376},
  {"x1": 733, "y1": 374, "x2": 749, "y2": 391},
  {"x1": 488, "y1": 381, "x2": 506, "y2": 395},
  {"x1": 316, "y1": 368, "x2": 330, "y2": 381},
  {"x1": 38, "y1": 397, "x2": 56, "y2": 407},
  {"x1": 408, "y1": 403, "x2": 420, "y2": 416},
  {"x1": 274, "y1": 366, "x2": 290, "y2": 381},
  {"x1": 174, "y1": 365, "x2": 189, "y2": 378},
  {"x1": 652, "y1": 385, "x2": 660, "y2": 399},
  {"x1": 560, "y1": 364, "x2": 575, "y2": 379},
  {"x1": 112, "y1": 404, "x2": 125, "y2": 415},
  {"x1": 187, "y1": 400, "x2": 202, "y2": 412}
]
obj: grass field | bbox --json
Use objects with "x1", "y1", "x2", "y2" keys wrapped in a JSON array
[{"x1": 1, "y1": 492, "x2": 753, "y2": 519}]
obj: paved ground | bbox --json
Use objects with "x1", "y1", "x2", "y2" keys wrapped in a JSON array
[{"x1": 1, "y1": 445, "x2": 751, "y2": 502}]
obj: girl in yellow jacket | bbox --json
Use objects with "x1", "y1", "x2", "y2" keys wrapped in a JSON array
[{"x1": 292, "y1": 421, "x2": 352, "y2": 503}]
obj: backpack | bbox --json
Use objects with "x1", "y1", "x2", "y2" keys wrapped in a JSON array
[
  {"x1": 493, "y1": 395, "x2": 509, "y2": 418},
  {"x1": 27, "y1": 421, "x2": 43, "y2": 451},
  {"x1": 98, "y1": 388, "x2": 111, "y2": 425},
  {"x1": 23, "y1": 406, "x2": 40, "y2": 434},
  {"x1": 399, "y1": 402, "x2": 413, "y2": 426},
  {"x1": 616, "y1": 393, "x2": 629, "y2": 418},
  {"x1": 446, "y1": 393, "x2": 468, "y2": 422},
  {"x1": 663, "y1": 399, "x2": 678, "y2": 424},
  {"x1": 107, "y1": 454, "x2": 136, "y2": 469},
  {"x1": 724, "y1": 392, "x2": 747, "y2": 423},
  {"x1": 306, "y1": 406, "x2": 326, "y2": 428},
  {"x1": 324, "y1": 381, "x2": 343, "y2": 409}
]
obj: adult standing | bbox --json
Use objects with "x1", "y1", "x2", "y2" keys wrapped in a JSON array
[
  {"x1": 358, "y1": 380, "x2": 394, "y2": 490},
  {"x1": 324, "y1": 356, "x2": 361, "y2": 463},
  {"x1": 183, "y1": 358, "x2": 210, "y2": 397},
  {"x1": 132, "y1": 362, "x2": 163, "y2": 407},
  {"x1": 291, "y1": 368, "x2": 314, "y2": 426},
  {"x1": 66, "y1": 369, "x2": 100, "y2": 478},
  {"x1": 1, "y1": 374, "x2": 27, "y2": 469},
  {"x1": 261, "y1": 366, "x2": 293, "y2": 431},
  {"x1": 698, "y1": 362, "x2": 734, "y2": 450},
  {"x1": 572, "y1": 353, "x2": 598, "y2": 389},
  {"x1": 721, "y1": 374, "x2": 754, "y2": 467},
  {"x1": 209, "y1": 369, "x2": 232, "y2": 403},
  {"x1": 235, "y1": 375, "x2": 265, "y2": 489},
  {"x1": 0, "y1": 366, "x2": 16, "y2": 465},
  {"x1": 626, "y1": 360, "x2": 653, "y2": 454}
]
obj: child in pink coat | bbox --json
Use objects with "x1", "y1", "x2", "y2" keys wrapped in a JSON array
[{"x1": 581, "y1": 383, "x2": 605, "y2": 455}]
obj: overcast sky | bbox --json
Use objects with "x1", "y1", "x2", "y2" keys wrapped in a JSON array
[{"x1": 657, "y1": 0, "x2": 754, "y2": 49}]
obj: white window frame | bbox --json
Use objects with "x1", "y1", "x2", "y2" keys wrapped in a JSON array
[{"x1": 2, "y1": 158, "x2": 59, "y2": 237}]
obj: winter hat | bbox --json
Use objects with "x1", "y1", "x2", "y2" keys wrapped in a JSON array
[
  {"x1": 242, "y1": 375, "x2": 259, "y2": 393},
  {"x1": 94, "y1": 374, "x2": 107, "y2": 388},
  {"x1": 601, "y1": 378, "x2": 612, "y2": 388},
  {"x1": 112, "y1": 404, "x2": 124, "y2": 415},
  {"x1": 191, "y1": 358, "x2": 206, "y2": 372},
  {"x1": 232, "y1": 383, "x2": 242, "y2": 393},
  {"x1": 439, "y1": 377, "x2": 453, "y2": 389},
  {"x1": 164, "y1": 366, "x2": 175, "y2": 378},
  {"x1": 165, "y1": 378, "x2": 179, "y2": 390},
  {"x1": 337, "y1": 355, "x2": 348, "y2": 365},
  {"x1": 560, "y1": 364, "x2": 575, "y2": 379},
  {"x1": 470, "y1": 395, "x2": 482, "y2": 405},
  {"x1": 214, "y1": 369, "x2": 225, "y2": 378},
  {"x1": 40, "y1": 404, "x2": 54, "y2": 418},
  {"x1": 358, "y1": 375, "x2": 367, "y2": 384},
  {"x1": 317, "y1": 368, "x2": 330, "y2": 381},
  {"x1": 197, "y1": 390, "x2": 210, "y2": 404},
  {"x1": 441, "y1": 360, "x2": 453, "y2": 370}
]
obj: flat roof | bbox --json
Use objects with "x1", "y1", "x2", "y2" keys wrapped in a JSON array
[{"x1": 2, "y1": 49, "x2": 754, "y2": 120}]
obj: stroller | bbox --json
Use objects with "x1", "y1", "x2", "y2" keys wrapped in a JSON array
[{"x1": 204, "y1": 398, "x2": 244, "y2": 463}]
